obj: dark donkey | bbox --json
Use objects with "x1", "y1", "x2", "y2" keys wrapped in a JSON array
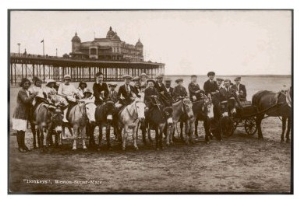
[
  {"x1": 252, "y1": 88, "x2": 292, "y2": 142},
  {"x1": 192, "y1": 96, "x2": 214, "y2": 143},
  {"x1": 33, "y1": 103, "x2": 63, "y2": 148},
  {"x1": 142, "y1": 96, "x2": 173, "y2": 150},
  {"x1": 88, "y1": 101, "x2": 117, "y2": 150}
]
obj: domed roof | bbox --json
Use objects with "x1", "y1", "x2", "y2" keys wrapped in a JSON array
[
  {"x1": 112, "y1": 33, "x2": 121, "y2": 41},
  {"x1": 71, "y1": 32, "x2": 81, "y2": 43},
  {"x1": 106, "y1": 26, "x2": 115, "y2": 39},
  {"x1": 135, "y1": 39, "x2": 143, "y2": 47}
]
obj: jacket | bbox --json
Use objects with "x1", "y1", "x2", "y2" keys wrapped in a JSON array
[
  {"x1": 188, "y1": 82, "x2": 204, "y2": 101},
  {"x1": 166, "y1": 87, "x2": 173, "y2": 97},
  {"x1": 173, "y1": 85, "x2": 188, "y2": 100},
  {"x1": 108, "y1": 90, "x2": 118, "y2": 103},
  {"x1": 93, "y1": 82, "x2": 109, "y2": 104},
  {"x1": 220, "y1": 86, "x2": 236, "y2": 102},
  {"x1": 13, "y1": 89, "x2": 35, "y2": 120},
  {"x1": 144, "y1": 87, "x2": 159, "y2": 106},
  {"x1": 203, "y1": 79, "x2": 219, "y2": 96},
  {"x1": 117, "y1": 84, "x2": 136, "y2": 105},
  {"x1": 231, "y1": 84, "x2": 247, "y2": 101}
]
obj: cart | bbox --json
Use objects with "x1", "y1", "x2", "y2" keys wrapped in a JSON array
[{"x1": 220, "y1": 101, "x2": 258, "y2": 137}]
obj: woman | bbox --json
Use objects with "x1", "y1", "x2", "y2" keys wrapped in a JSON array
[{"x1": 12, "y1": 78, "x2": 38, "y2": 152}]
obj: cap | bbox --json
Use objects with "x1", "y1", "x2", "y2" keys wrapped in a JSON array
[
  {"x1": 175, "y1": 78, "x2": 184, "y2": 83},
  {"x1": 216, "y1": 78, "x2": 224, "y2": 82},
  {"x1": 95, "y1": 72, "x2": 103, "y2": 77},
  {"x1": 191, "y1": 75, "x2": 197, "y2": 78},
  {"x1": 224, "y1": 79, "x2": 231, "y2": 83},
  {"x1": 147, "y1": 79, "x2": 156, "y2": 84},
  {"x1": 207, "y1": 71, "x2": 215, "y2": 77},
  {"x1": 108, "y1": 83, "x2": 117, "y2": 87},
  {"x1": 63, "y1": 74, "x2": 71, "y2": 80},
  {"x1": 156, "y1": 74, "x2": 164, "y2": 79},
  {"x1": 122, "y1": 75, "x2": 132, "y2": 80},
  {"x1": 132, "y1": 76, "x2": 140, "y2": 81},
  {"x1": 234, "y1": 77, "x2": 241, "y2": 81},
  {"x1": 140, "y1": 73, "x2": 148, "y2": 77}
]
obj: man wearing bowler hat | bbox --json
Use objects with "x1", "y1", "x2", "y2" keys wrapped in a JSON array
[
  {"x1": 93, "y1": 72, "x2": 109, "y2": 106},
  {"x1": 231, "y1": 77, "x2": 247, "y2": 101},
  {"x1": 188, "y1": 75, "x2": 205, "y2": 102},
  {"x1": 173, "y1": 78, "x2": 188, "y2": 101},
  {"x1": 203, "y1": 71, "x2": 219, "y2": 98}
]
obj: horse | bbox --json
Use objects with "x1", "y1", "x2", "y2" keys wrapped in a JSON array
[
  {"x1": 33, "y1": 103, "x2": 63, "y2": 149},
  {"x1": 142, "y1": 96, "x2": 173, "y2": 150},
  {"x1": 88, "y1": 101, "x2": 117, "y2": 150},
  {"x1": 191, "y1": 96, "x2": 214, "y2": 143},
  {"x1": 64, "y1": 101, "x2": 89, "y2": 150},
  {"x1": 170, "y1": 98, "x2": 195, "y2": 145},
  {"x1": 252, "y1": 88, "x2": 292, "y2": 142},
  {"x1": 115, "y1": 98, "x2": 146, "y2": 151}
]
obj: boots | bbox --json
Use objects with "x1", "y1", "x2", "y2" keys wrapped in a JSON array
[
  {"x1": 16, "y1": 131, "x2": 25, "y2": 153},
  {"x1": 20, "y1": 131, "x2": 30, "y2": 151}
]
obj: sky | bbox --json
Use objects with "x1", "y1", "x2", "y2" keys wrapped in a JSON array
[{"x1": 10, "y1": 10, "x2": 291, "y2": 75}]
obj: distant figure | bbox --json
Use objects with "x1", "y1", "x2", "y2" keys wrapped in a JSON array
[
  {"x1": 203, "y1": 71, "x2": 219, "y2": 99},
  {"x1": 93, "y1": 72, "x2": 109, "y2": 106},
  {"x1": 188, "y1": 75, "x2": 204, "y2": 102},
  {"x1": 108, "y1": 84, "x2": 118, "y2": 103},
  {"x1": 139, "y1": 73, "x2": 148, "y2": 92},
  {"x1": 173, "y1": 78, "x2": 188, "y2": 101},
  {"x1": 216, "y1": 78, "x2": 224, "y2": 90},
  {"x1": 231, "y1": 77, "x2": 247, "y2": 101}
]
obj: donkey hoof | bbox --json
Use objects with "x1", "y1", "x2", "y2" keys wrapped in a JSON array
[
  {"x1": 83, "y1": 146, "x2": 87, "y2": 150},
  {"x1": 72, "y1": 147, "x2": 77, "y2": 151},
  {"x1": 134, "y1": 147, "x2": 139, "y2": 151}
]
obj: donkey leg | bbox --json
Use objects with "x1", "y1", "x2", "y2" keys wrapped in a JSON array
[
  {"x1": 195, "y1": 120, "x2": 199, "y2": 138},
  {"x1": 133, "y1": 126, "x2": 139, "y2": 151},
  {"x1": 180, "y1": 121, "x2": 184, "y2": 140},
  {"x1": 82, "y1": 127, "x2": 87, "y2": 150},
  {"x1": 30, "y1": 122, "x2": 37, "y2": 149},
  {"x1": 98, "y1": 125, "x2": 103, "y2": 150},
  {"x1": 72, "y1": 126, "x2": 78, "y2": 150},
  {"x1": 204, "y1": 118, "x2": 211, "y2": 143},
  {"x1": 155, "y1": 128, "x2": 159, "y2": 150},
  {"x1": 122, "y1": 127, "x2": 127, "y2": 151},
  {"x1": 106, "y1": 125, "x2": 112, "y2": 150},
  {"x1": 281, "y1": 117, "x2": 287, "y2": 143},
  {"x1": 159, "y1": 127, "x2": 164, "y2": 149},
  {"x1": 286, "y1": 117, "x2": 291, "y2": 143}
]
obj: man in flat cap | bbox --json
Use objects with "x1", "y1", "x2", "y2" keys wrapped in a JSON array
[
  {"x1": 93, "y1": 72, "x2": 109, "y2": 106},
  {"x1": 155, "y1": 74, "x2": 171, "y2": 105},
  {"x1": 203, "y1": 71, "x2": 219, "y2": 99},
  {"x1": 132, "y1": 76, "x2": 142, "y2": 95},
  {"x1": 216, "y1": 78, "x2": 224, "y2": 90},
  {"x1": 117, "y1": 75, "x2": 137, "y2": 107},
  {"x1": 231, "y1": 77, "x2": 247, "y2": 101},
  {"x1": 139, "y1": 73, "x2": 148, "y2": 93},
  {"x1": 173, "y1": 78, "x2": 188, "y2": 101},
  {"x1": 144, "y1": 79, "x2": 159, "y2": 109},
  {"x1": 165, "y1": 78, "x2": 174, "y2": 97},
  {"x1": 108, "y1": 84, "x2": 118, "y2": 103},
  {"x1": 188, "y1": 75, "x2": 205, "y2": 102}
]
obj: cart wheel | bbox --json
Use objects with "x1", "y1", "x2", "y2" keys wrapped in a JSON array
[
  {"x1": 220, "y1": 116, "x2": 235, "y2": 137},
  {"x1": 244, "y1": 117, "x2": 257, "y2": 135}
]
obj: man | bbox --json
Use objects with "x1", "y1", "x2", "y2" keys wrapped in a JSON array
[
  {"x1": 173, "y1": 78, "x2": 188, "y2": 101},
  {"x1": 155, "y1": 74, "x2": 171, "y2": 105},
  {"x1": 93, "y1": 72, "x2": 109, "y2": 106},
  {"x1": 58, "y1": 74, "x2": 79, "y2": 122},
  {"x1": 188, "y1": 75, "x2": 204, "y2": 102},
  {"x1": 203, "y1": 71, "x2": 219, "y2": 98},
  {"x1": 144, "y1": 79, "x2": 159, "y2": 109},
  {"x1": 139, "y1": 73, "x2": 148, "y2": 93},
  {"x1": 108, "y1": 84, "x2": 118, "y2": 103},
  {"x1": 216, "y1": 78, "x2": 224, "y2": 90},
  {"x1": 220, "y1": 79, "x2": 236, "y2": 101},
  {"x1": 132, "y1": 76, "x2": 142, "y2": 94},
  {"x1": 231, "y1": 77, "x2": 247, "y2": 101},
  {"x1": 117, "y1": 75, "x2": 137, "y2": 106},
  {"x1": 165, "y1": 78, "x2": 173, "y2": 97}
]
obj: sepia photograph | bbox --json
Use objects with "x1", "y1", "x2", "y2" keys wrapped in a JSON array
[{"x1": 8, "y1": 10, "x2": 292, "y2": 194}]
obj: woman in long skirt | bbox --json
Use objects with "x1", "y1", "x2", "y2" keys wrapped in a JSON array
[{"x1": 12, "y1": 78, "x2": 38, "y2": 152}]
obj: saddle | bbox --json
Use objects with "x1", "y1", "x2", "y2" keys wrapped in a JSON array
[{"x1": 66, "y1": 100, "x2": 78, "y2": 118}]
